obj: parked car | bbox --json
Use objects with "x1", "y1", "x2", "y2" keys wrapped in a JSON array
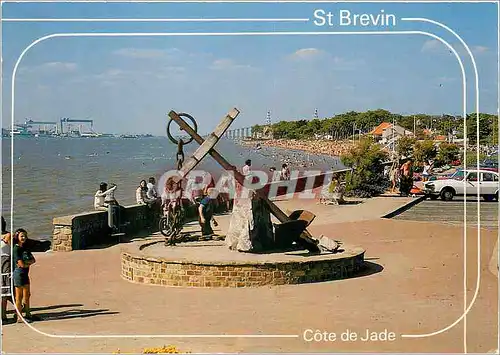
[
  {"x1": 423, "y1": 169, "x2": 499, "y2": 201},
  {"x1": 480, "y1": 158, "x2": 498, "y2": 172}
]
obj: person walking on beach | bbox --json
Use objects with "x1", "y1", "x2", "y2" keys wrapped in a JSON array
[
  {"x1": 242, "y1": 159, "x2": 252, "y2": 176},
  {"x1": 1, "y1": 217, "x2": 13, "y2": 322},
  {"x1": 280, "y1": 163, "x2": 290, "y2": 181},
  {"x1": 12, "y1": 228, "x2": 36, "y2": 323},
  {"x1": 269, "y1": 167, "x2": 280, "y2": 181}
]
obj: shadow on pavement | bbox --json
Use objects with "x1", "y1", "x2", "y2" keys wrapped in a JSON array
[
  {"x1": 6, "y1": 304, "x2": 118, "y2": 322},
  {"x1": 30, "y1": 303, "x2": 84, "y2": 312},
  {"x1": 86, "y1": 229, "x2": 159, "y2": 250},
  {"x1": 341, "y1": 200, "x2": 364, "y2": 205},
  {"x1": 33, "y1": 308, "x2": 119, "y2": 322},
  {"x1": 351, "y1": 261, "x2": 384, "y2": 279},
  {"x1": 7, "y1": 303, "x2": 84, "y2": 314}
]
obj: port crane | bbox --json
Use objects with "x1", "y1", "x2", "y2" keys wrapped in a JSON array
[
  {"x1": 60, "y1": 118, "x2": 94, "y2": 135},
  {"x1": 24, "y1": 119, "x2": 59, "y2": 134}
]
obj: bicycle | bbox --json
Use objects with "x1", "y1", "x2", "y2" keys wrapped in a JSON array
[{"x1": 159, "y1": 196, "x2": 186, "y2": 245}]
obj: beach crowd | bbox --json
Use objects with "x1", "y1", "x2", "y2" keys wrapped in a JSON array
[{"x1": 253, "y1": 139, "x2": 355, "y2": 158}]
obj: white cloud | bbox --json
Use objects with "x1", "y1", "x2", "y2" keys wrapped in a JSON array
[
  {"x1": 90, "y1": 66, "x2": 187, "y2": 86},
  {"x1": 438, "y1": 76, "x2": 457, "y2": 83},
  {"x1": 290, "y1": 48, "x2": 325, "y2": 60},
  {"x1": 331, "y1": 56, "x2": 364, "y2": 70},
  {"x1": 91, "y1": 69, "x2": 142, "y2": 86},
  {"x1": 103, "y1": 69, "x2": 124, "y2": 77},
  {"x1": 41, "y1": 62, "x2": 78, "y2": 71},
  {"x1": 287, "y1": 49, "x2": 361, "y2": 71},
  {"x1": 19, "y1": 61, "x2": 78, "y2": 75},
  {"x1": 472, "y1": 45, "x2": 488, "y2": 54},
  {"x1": 421, "y1": 39, "x2": 443, "y2": 53},
  {"x1": 332, "y1": 85, "x2": 355, "y2": 91},
  {"x1": 209, "y1": 58, "x2": 254, "y2": 71},
  {"x1": 422, "y1": 41, "x2": 489, "y2": 56},
  {"x1": 161, "y1": 66, "x2": 185, "y2": 73},
  {"x1": 154, "y1": 66, "x2": 186, "y2": 79},
  {"x1": 113, "y1": 47, "x2": 181, "y2": 59}
]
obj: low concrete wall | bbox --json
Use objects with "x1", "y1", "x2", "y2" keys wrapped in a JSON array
[{"x1": 52, "y1": 204, "x2": 160, "y2": 252}]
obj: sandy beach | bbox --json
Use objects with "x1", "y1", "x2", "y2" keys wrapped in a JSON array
[
  {"x1": 244, "y1": 139, "x2": 356, "y2": 158},
  {"x1": 1, "y1": 196, "x2": 497, "y2": 353}
]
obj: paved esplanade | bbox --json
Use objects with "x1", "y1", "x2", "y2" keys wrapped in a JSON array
[
  {"x1": 2, "y1": 196, "x2": 497, "y2": 353},
  {"x1": 394, "y1": 198, "x2": 499, "y2": 228}
]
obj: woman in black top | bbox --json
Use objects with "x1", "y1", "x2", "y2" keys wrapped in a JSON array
[
  {"x1": 12, "y1": 228, "x2": 36, "y2": 323},
  {"x1": 1, "y1": 216, "x2": 12, "y2": 321}
]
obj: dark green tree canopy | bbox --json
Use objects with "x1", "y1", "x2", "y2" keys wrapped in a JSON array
[{"x1": 251, "y1": 110, "x2": 497, "y2": 144}]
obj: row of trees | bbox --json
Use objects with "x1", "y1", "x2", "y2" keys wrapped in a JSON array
[
  {"x1": 396, "y1": 137, "x2": 461, "y2": 166},
  {"x1": 252, "y1": 109, "x2": 498, "y2": 145}
]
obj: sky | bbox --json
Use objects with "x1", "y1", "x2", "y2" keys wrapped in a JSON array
[{"x1": 1, "y1": 1, "x2": 498, "y2": 135}]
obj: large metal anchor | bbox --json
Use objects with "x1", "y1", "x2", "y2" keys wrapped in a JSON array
[{"x1": 166, "y1": 108, "x2": 336, "y2": 253}]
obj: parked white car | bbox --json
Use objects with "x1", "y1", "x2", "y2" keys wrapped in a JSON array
[{"x1": 423, "y1": 169, "x2": 499, "y2": 201}]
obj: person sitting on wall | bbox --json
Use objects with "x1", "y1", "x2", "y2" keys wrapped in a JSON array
[
  {"x1": 94, "y1": 182, "x2": 117, "y2": 211},
  {"x1": 95, "y1": 182, "x2": 124, "y2": 232},
  {"x1": 146, "y1": 177, "x2": 161, "y2": 206},
  {"x1": 136, "y1": 180, "x2": 148, "y2": 205},
  {"x1": 136, "y1": 178, "x2": 159, "y2": 213}
]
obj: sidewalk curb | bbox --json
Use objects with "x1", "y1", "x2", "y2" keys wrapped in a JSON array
[{"x1": 381, "y1": 195, "x2": 427, "y2": 219}]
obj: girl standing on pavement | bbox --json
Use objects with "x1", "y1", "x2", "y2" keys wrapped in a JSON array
[{"x1": 12, "y1": 228, "x2": 36, "y2": 323}]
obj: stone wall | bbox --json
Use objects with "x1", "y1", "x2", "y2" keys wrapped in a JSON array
[
  {"x1": 52, "y1": 205, "x2": 160, "y2": 252},
  {"x1": 121, "y1": 250, "x2": 365, "y2": 287}
]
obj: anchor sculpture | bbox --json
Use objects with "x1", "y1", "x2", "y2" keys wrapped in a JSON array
[{"x1": 165, "y1": 108, "x2": 341, "y2": 253}]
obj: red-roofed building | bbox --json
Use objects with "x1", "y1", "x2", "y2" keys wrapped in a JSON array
[
  {"x1": 369, "y1": 122, "x2": 393, "y2": 136},
  {"x1": 369, "y1": 122, "x2": 413, "y2": 142}
]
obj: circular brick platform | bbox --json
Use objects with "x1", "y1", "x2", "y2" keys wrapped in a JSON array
[{"x1": 121, "y1": 239, "x2": 365, "y2": 287}]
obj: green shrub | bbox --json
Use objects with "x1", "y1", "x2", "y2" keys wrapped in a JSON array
[
  {"x1": 396, "y1": 136, "x2": 416, "y2": 158},
  {"x1": 414, "y1": 140, "x2": 437, "y2": 163},
  {"x1": 464, "y1": 151, "x2": 487, "y2": 167},
  {"x1": 436, "y1": 142, "x2": 460, "y2": 165},
  {"x1": 341, "y1": 138, "x2": 389, "y2": 197}
]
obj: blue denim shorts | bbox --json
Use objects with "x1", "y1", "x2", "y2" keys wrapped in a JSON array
[{"x1": 13, "y1": 268, "x2": 29, "y2": 287}]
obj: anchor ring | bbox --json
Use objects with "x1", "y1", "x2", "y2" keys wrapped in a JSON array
[{"x1": 166, "y1": 112, "x2": 198, "y2": 145}]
